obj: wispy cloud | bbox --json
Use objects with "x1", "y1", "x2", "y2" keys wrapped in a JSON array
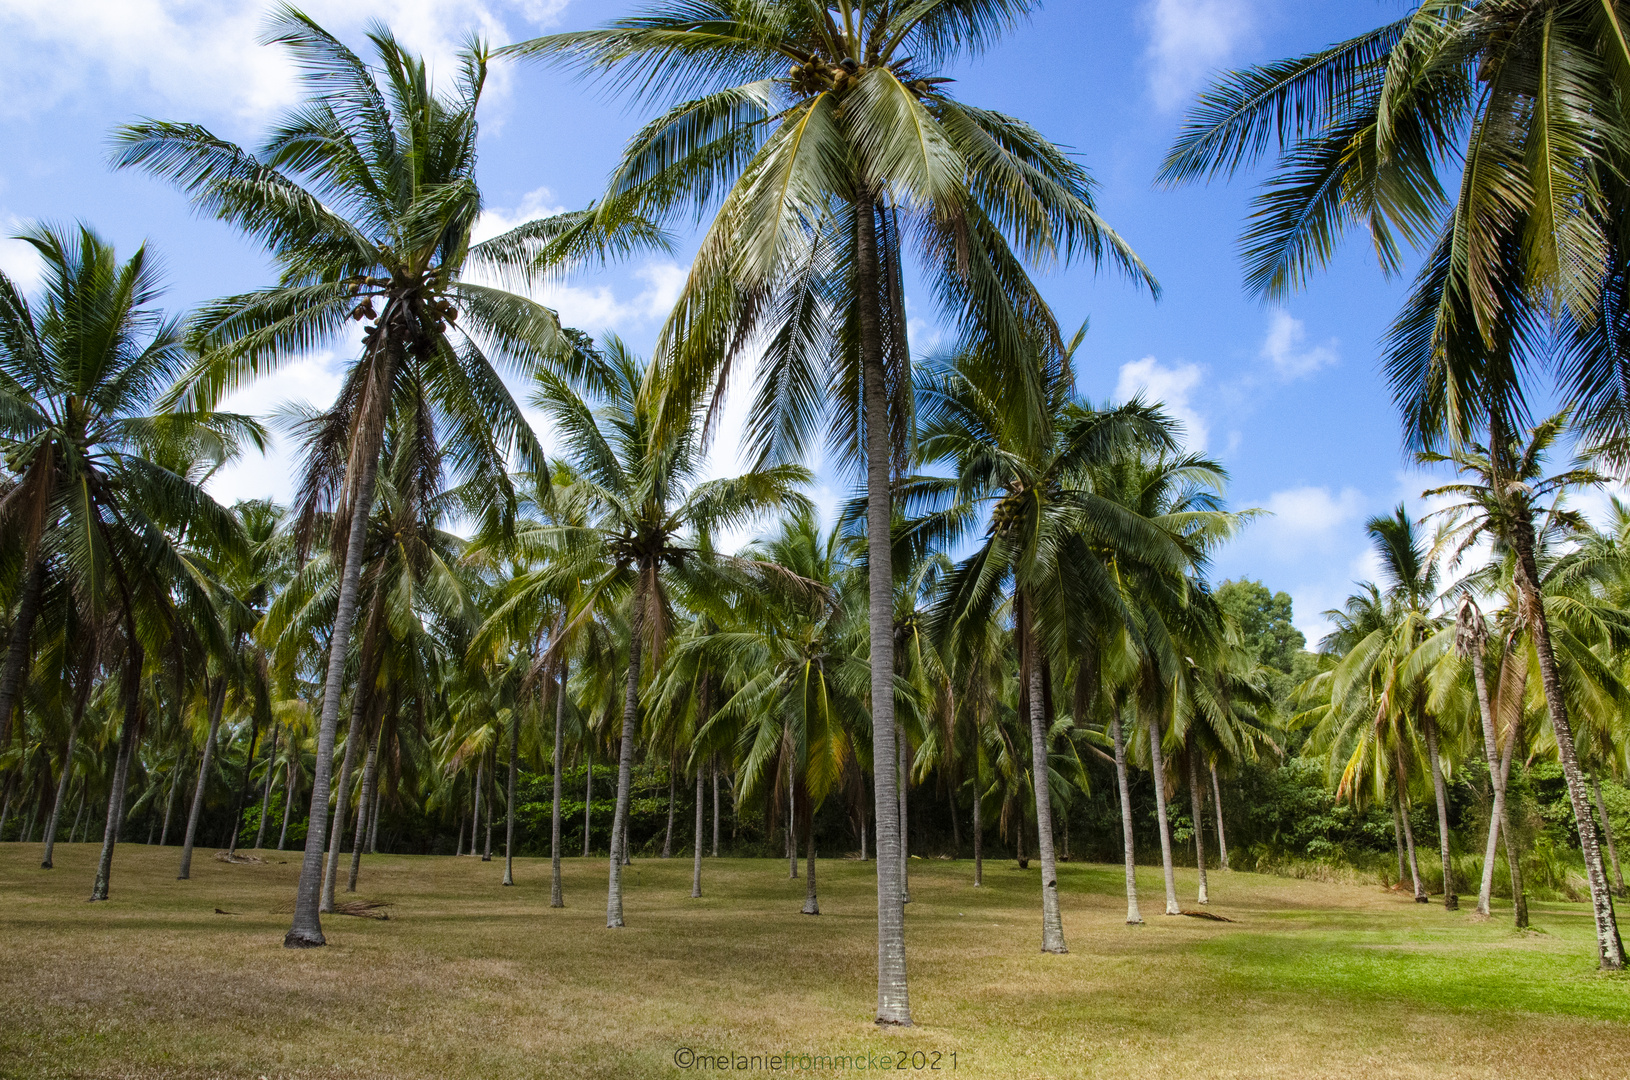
[
  {"x1": 0, "y1": 0, "x2": 571, "y2": 125},
  {"x1": 1142, "y1": 0, "x2": 1253, "y2": 112},
  {"x1": 1116, "y1": 355, "x2": 1208, "y2": 450},
  {"x1": 1261, "y1": 309, "x2": 1338, "y2": 380}
]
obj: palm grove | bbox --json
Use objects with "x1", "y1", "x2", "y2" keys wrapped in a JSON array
[{"x1": 2, "y1": 0, "x2": 1629, "y2": 1032}]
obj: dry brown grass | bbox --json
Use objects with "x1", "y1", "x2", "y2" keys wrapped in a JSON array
[{"x1": 1, "y1": 842, "x2": 1626, "y2": 1079}]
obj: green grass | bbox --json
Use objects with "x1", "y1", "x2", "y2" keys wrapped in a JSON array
[{"x1": 1, "y1": 842, "x2": 1626, "y2": 1079}]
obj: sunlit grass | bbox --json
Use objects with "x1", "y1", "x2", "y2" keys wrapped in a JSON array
[{"x1": 1, "y1": 842, "x2": 1625, "y2": 1079}]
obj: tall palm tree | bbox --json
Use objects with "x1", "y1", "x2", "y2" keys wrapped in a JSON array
[
  {"x1": 527, "y1": 338, "x2": 808, "y2": 928},
  {"x1": 508, "y1": 1, "x2": 1154, "y2": 1024},
  {"x1": 112, "y1": 8, "x2": 658, "y2": 948},
  {"x1": 1424, "y1": 414, "x2": 1624, "y2": 966}
]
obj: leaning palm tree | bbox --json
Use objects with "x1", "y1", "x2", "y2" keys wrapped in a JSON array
[
  {"x1": 508, "y1": 1, "x2": 1155, "y2": 1025},
  {"x1": 111, "y1": 8, "x2": 659, "y2": 948},
  {"x1": 526, "y1": 338, "x2": 808, "y2": 928}
]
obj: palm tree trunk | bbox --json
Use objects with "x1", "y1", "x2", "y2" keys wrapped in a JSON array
[
  {"x1": 347, "y1": 725, "x2": 379, "y2": 892},
  {"x1": 0, "y1": 562, "x2": 47, "y2": 754},
  {"x1": 1591, "y1": 776, "x2": 1625, "y2": 897},
  {"x1": 1187, "y1": 745, "x2": 1209, "y2": 906},
  {"x1": 70, "y1": 782, "x2": 86, "y2": 844},
  {"x1": 1467, "y1": 625, "x2": 1508, "y2": 917},
  {"x1": 1393, "y1": 798, "x2": 1407, "y2": 888},
  {"x1": 802, "y1": 798, "x2": 820, "y2": 916},
  {"x1": 711, "y1": 758, "x2": 720, "y2": 857},
  {"x1": 1209, "y1": 763, "x2": 1230, "y2": 871},
  {"x1": 277, "y1": 759, "x2": 294, "y2": 852},
  {"x1": 1498, "y1": 734, "x2": 1528, "y2": 928},
  {"x1": 285, "y1": 386, "x2": 388, "y2": 949},
  {"x1": 1511, "y1": 522, "x2": 1624, "y2": 967},
  {"x1": 254, "y1": 727, "x2": 279, "y2": 852},
  {"x1": 691, "y1": 768, "x2": 704, "y2": 899},
  {"x1": 41, "y1": 724, "x2": 78, "y2": 869},
  {"x1": 158, "y1": 760, "x2": 178, "y2": 847},
  {"x1": 482, "y1": 747, "x2": 494, "y2": 862},
  {"x1": 551, "y1": 669, "x2": 565, "y2": 908},
  {"x1": 1423, "y1": 716, "x2": 1457, "y2": 910},
  {"x1": 582, "y1": 746, "x2": 592, "y2": 858},
  {"x1": 788, "y1": 754, "x2": 799, "y2": 879},
  {"x1": 895, "y1": 723, "x2": 908, "y2": 899},
  {"x1": 468, "y1": 756, "x2": 482, "y2": 856},
  {"x1": 949, "y1": 786, "x2": 962, "y2": 857},
  {"x1": 857, "y1": 188, "x2": 909, "y2": 1027},
  {"x1": 1399, "y1": 791, "x2": 1428, "y2": 902},
  {"x1": 606, "y1": 584, "x2": 644, "y2": 928},
  {"x1": 178, "y1": 677, "x2": 226, "y2": 880},
  {"x1": 321, "y1": 691, "x2": 364, "y2": 913},
  {"x1": 503, "y1": 708, "x2": 519, "y2": 887},
  {"x1": 972, "y1": 771, "x2": 984, "y2": 888},
  {"x1": 1023, "y1": 613, "x2": 1066, "y2": 952},
  {"x1": 91, "y1": 643, "x2": 142, "y2": 902},
  {"x1": 229, "y1": 718, "x2": 262, "y2": 857},
  {"x1": 1147, "y1": 716, "x2": 1180, "y2": 916},
  {"x1": 368, "y1": 783, "x2": 382, "y2": 854},
  {"x1": 663, "y1": 767, "x2": 676, "y2": 859},
  {"x1": 1104, "y1": 711, "x2": 1141, "y2": 923}
]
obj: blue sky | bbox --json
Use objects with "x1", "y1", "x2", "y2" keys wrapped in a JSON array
[{"x1": 0, "y1": 0, "x2": 1532, "y2": 643}]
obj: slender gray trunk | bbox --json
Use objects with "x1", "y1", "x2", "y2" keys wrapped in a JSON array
[
  {"x1": 255, "y1": 727, "x2": 279, "y2": 851},
  {"x1": 895, "y1": 723, "x2": 908, "y2": 900},
  {"x1": 1209, "y1": 764, "x2": 1229, "y2": 871},
  {"x1": 691, "y1": 768, "x2": 704, "y2": 899},
  {"x1": 1464, "y1": 610, "x2": 1508, "y2": 917},
  {"x1": 1593, "y1": 776, "x2": 1625, "y2": 896},
  {"x1": 802, "y1": 800, "x2": 819, "y2": 916},
  {"x1": 277, "y1": 759, "x2": 294, "y2": 852},
  {"x1": 41, "y1": 717, "x2": 81, "y2": 869},
  {"x1": 949, "y1": 785, "x2": 961, "y2": 856},
  {"x1": 368, "y1": 782, "x2": 382, "y2": 854},
  {"x1": 551, "y1": 670, "x2": 565, "y2": 907},
  {"x1": 321, "y1": 692, "x2": 364, "y2": 914},
  {"x1": 468, "y1": 755, "x2": 482, "y2": 856},
  {"x1": 1148, "y1": 716, "x2": 1180, "y2": 915},
  {"x1": 347, "y1": 726, "x2": 379, "y2": 892},
  {"x1": 1511, "y1": 517, "x2": 1623, "y2": 967},
  {"x1": 1400, "y1": 790, "x2": 1427, "y2": 902},
  {"x1": 606, "y1": 591, "x2": 644, "y2": 928},
  {"x1": 178, "y1": 678, "x2": 226, "y2": 880},
  {"x1": 789, "y1": 753, "x2": 799, "y2": 879},
  {"x1": 1498, "y1": 734, "x2": 1528, "y2": 927},
  {"x1": 1423, "y1": 716, "x2": 1457, "y2": 910},
  {"x1": 504, "y1": 709, "x2": 519, "y2": 886},
  {"x1": 663, "y1": 767, "x2": 677, "y2": 859},
  {"x1": 972, "y1": 768, "x2": 983, "y2": 887},
  {"x1": 1393, "y1": 799, "x2": 1407, "y2": 887},
  {"x1": 284, "y1": 358, "x2": 389, "y2": 949},
  {"x1": 1024, "y1": 617, "x2": 1066, "y2": 952},
  {"x1": 482, "y1": 747, "x2": 494, "y2": 862},
  {"x1": 857, "y1": 190, "x2": 908, "y2": 1026},
  {"x1": 582, "y1": 746, "x2": 592, "y2": 858},
  {"x1": 70, "y1": 781, "x2": 86, "y2": 844},
  {"x1": 1187, "y1": 745, "x2": 1209, "y2": 905},
  {"x1": 91, "y1": 646, "x2": 141, "y2": 902},
  {"x1": 1112, "y1": 712, "x2": 1142, "y2": 923},
  {"x1": 711, "y1": 758, "x2": 720, "y2": 857},
  {"x1": 228, "y1": 715, "x2": 261, "y2": 856}
]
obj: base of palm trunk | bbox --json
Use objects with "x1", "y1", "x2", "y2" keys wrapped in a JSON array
[
  {"x1": 40, "y1": 860, "x2": 52, "y2": 870},
  {"x1": 1126, "y1": 918, "x2": 1144, "y2": 926},
  {"x1": 283, "y1": 928, "x2": 326, "y2": 949},
  {"x1": 802, "y1": 901, "x2": 819, "y2": 915},
  {"x1": 875, "y1": 1018, "x2": 913, "y2": 1028},
  {"x1": 551, "y1": 900, "x2": 564, "y2": 908},
  {"x1": 1414, "y1": 896, "x2": 1431, "y2": 904},
  {"x1": 1443, "y1": 893, "x2": 1459, "y2": 910}
]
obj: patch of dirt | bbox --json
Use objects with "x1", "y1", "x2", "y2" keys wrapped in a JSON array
[{"x1": 213, "y1": 851, "x2": 265, "y2": 864}]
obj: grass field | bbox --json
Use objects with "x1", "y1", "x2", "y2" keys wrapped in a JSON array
[{"x1": 1, "y1": 842, "x2": 1626, "y2": 1079}]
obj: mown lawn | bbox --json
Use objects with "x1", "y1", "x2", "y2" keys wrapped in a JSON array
[{"x1": 1, "y1": 842, "x2": 1625, "y2": 1079}]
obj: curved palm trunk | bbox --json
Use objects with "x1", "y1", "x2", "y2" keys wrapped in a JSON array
[
  {"x1": 1592, "y1": 776, "x2": 1625, "y2": 897},
  {"x1": 0, "y1": 562, "x2": 47, "y2": 754},
  {"x1": 347, "y1": 726, "x2": 379, "y2": 892},
  {"x1": 1024, "y1": 616, "x2": 1066, "y2": 953},
  {"x1": 1112, "y1": 713, "x2": 1143, "y2": 924},
  {"x1": 1423, "y1": 717, "x2": 1457, "y2": 910},
  {"x1": 178, "y1": 677, "x2": 226, "y2": 880},
  {"x1": 320, "y1": 692, "x2": 364, "y2": 914},
  {"x1": 90, "y1": 644, "x2": 142, "y2": 902},
  {"x1": 1147, "y1": 717, "x2": 1180, "y2": 916},
  {"x1": 789, "y1": 755, "x2": 799, "y2": 880},
  {"x1": 582, "y1": 747, "x2": 593, "y2": 858},
  {"x1": 1467, "y1": 629, "x2": 1508, "y2": 917},
  {"x1": 228, "y1": 719, "x2": 262, "y2": 856},
  {"x1": 285, "y1": 389, "x2": 387, "y2": 949},
  {"x1": 158, "y1": 758, "x2": 179, "y2": 847},
  {"x1": 1209, "y1": 764, "x2": 1230, "y2": 871},
  {"x1": 1187, "y1": 745, "x2": 1209, "y2": 906},
  {"x1": 972, "y1": 771, "x2": 984, "y2": 888},
  {"x1": 606, "y1": 588, "x2": 644, "y2": 929},
  {"x1": 802, "y1": 802, "x2": 819, "y2": 916},
  {"x1": 70, "y1": 783, "x2": 86, "y2": 844},
  {"x1": 663, "y1": 767, "x2": 677, "y2": 859},
  {"x1": 277, "y1": 760, "x2": 294, "y2": 852},
  {"x1": 551, "y1": 670, "x2": 565, "y2": 908},
  {"x1": 1393, "y1": 802, "x2": 1407, "y2": 887},
  {"x1": 711, "y1": 759, "x2": 720, "y2": 857},
  {"x1": 254, "y1": 727, "x2": 279, "y2": 852},
  {"x1": 482, "y1": 748, "x2": 494, "y2": 862},
  {"x1": 1512, "y1": 523, "x2": 1624, "y2": 968},
  {"x1": 41, "y1": 725, "x2": 79, "y2": 870},
  {"x1": 857, "y1": 190, "x2": 909, "y2": 1026},
  {"x1": 1497, "y1": 734, "x2": 1528, "y2": 928},
  {"x1": 1399, "y1": 791, "x2": 1428, "y2": 902},
  {"x1": 368, "y1": 783, "x2": 382, "y2": 853},
  {"x1": 468, "y1": 756, "x2": 482, "y2": 856},
  {"x1": 691, "y1": 769, "x2": 704, "y2": 899},
  {"x1": 503, "y1": 710, "x2": 519, "y2": 887}
]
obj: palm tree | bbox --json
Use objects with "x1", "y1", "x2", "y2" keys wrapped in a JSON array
[
  {"x1": 1424, "y1": 414, "x2": 1624, "y2": 966},
  {"x1": 527, "y1": 338, "x2": 807, "y2": 928},
  {"x1": 508, "y1": 1, "x2": 1155, "y2": 1024},
  {"x1": 112, "y1": 8, "x2": 659, "y2": 948}
]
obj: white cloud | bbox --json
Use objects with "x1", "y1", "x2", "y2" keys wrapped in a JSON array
[
  {"x1": 206, "y1": 349, "x2": 350, "y2": 506},
  {"x1": 1143, "y1": 0, "x2": 1253, "y2": 112},
  {"x1": 1261, "y1": 309, "x2": 1338, "y2": 380},
  {"x1": 473, "y1": 186, "x2": 569, "y2": 243},
  {"x1": 0, "y1": 0, "x2": 571, "y2": 125},
  {"x1": 1259, "y1": 485, "x2": 1367, "y2": 556},
  {"x1": 1115, "y1": 355, "x2": 1208, "y2": 450},
  {"x1": 0, "y1": 214, "x2": 42, "y2": 295}
]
